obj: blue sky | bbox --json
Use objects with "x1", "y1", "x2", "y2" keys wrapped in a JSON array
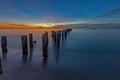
[{"x1": 0, "y1": 0, "x2": 120, "y2": 25}]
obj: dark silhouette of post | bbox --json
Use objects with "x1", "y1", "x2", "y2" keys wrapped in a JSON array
[
  {"x1": 56, "y1": 31, "x2": 61, "y2": 48},
  {"x1": 29, "y1": 34, "x2": 33, "y2": 48},
  {"x1": 45, "y1": 31, "x2": 48, "y2": 44},
  {"x1": 0, "y1": 57, "x2": 3, "y2": 74},
  {"x1": 1, "y1": 36, "x2": 8, "y2": 52},
  {"x1": 52, "y1": 31, "x2": 57, "y2": 42},
  {"x1": 42, "y1": 34, "x2": 48, "y2": 57},
  {"x1": 21, "y1": 35, "x2": 28, "y2": 56}
]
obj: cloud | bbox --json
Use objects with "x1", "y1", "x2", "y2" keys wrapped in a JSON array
[{"x1": 96, "y1": 7, "x2": 120, "y2": 17}]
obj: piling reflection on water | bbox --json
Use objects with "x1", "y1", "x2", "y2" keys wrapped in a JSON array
[
  {"x1": 0, "y1": 57, "x2": 2, "y2": 74},
  {"x1": 22, "y1": 55, "x2": 28, "y2": 65},
  {"x1": 42, "y1": 57, "x2": 48, "y2": 68},
  {"x1": 29, "y1": 48, "x2": 33, "y2": 62},
  {"x1": 2, "y1": 52, "x2": 7, "y2": 63}
]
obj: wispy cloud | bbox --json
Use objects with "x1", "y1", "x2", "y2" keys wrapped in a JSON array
[{"x1": 96, "y1": 7, "x2": 120, "y2": 17}]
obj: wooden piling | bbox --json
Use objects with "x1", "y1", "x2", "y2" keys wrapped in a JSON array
[
  {"x1": 42, "y1": 34, "x2": 48, "y2": 57},
  {"x1": 56, "y1": 31, "x2": 61, "y2": 48},
  {"x1": 1, "y1": 36, "x2": 8, "y2": 52},
  {"x1": 29, "y1": 34, "x2": 33, "y2": 48},
  {"x1": 21, "y1": 35, "x2": 28, "y2": 56},
  {"x1": 45, "y1": 31, "x2": 48, "y2": 44},
  {"x1": 52, "y1": 31, "x2": 55, "y2": 41}
]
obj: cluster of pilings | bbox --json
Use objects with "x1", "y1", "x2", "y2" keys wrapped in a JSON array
[
  {"x1": 0, "y1": 34, "x2": 35, "y2": 73},
  {"x1": 52, "y1": 29, "x2": 72, "y2": 62},
  {"x1": 21, "y1": 33, "x2": 34, "y2": 56},
  {"x1": 52, "y1": 29, "x2": 72, "y2": 44},
  {"x1": 0, "y1": 29, "x2": 72, "y2": 73},
  {"x1": 52, "y1": 30, "x2": 61, "y2": 47}
]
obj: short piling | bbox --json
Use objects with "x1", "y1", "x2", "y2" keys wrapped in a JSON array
[
  {"x1": 52, "y1": 31, "x2": 57, "y2": 42},
  {"x1": 21, "y1": 35, "x2": 28, "y2": 56},
  {"x1": 45, "y1": 31, "x2": 48, "y2": 44},
  {"x1": 29, "y1": 34, "x2": 33, "y2": 48}
]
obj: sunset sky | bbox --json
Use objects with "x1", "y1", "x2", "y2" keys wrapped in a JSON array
[{"x1": 0, "y1": 0, "x2": 120, "y2": 26}]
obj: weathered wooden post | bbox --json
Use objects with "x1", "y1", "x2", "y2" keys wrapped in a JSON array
[
  {"x1": 0, "y1": 57, "x2": 3, "y2": 74},
  {"x1": 21, "y1": 35, "x2": 28, "y2": 56},
  {"x1": 29, "y1": 34, "x2": 33, "y2": 48},
  {"x1": 1, "y1": 36, "x2": 8, "y2": 52},
  {"x1": 45, "y1": 31, "x2": 48, "y2": 45},
  {"x1": 42, "y1": 34, "x2": 48, "y2": 57},
  {"x1": 53, "y1": 31, "x2": 57, "y2": 42},
  {"x1": 56, "y1": 31, "x2": 61, "y2": 49},
  {"x1": 65, "y1": 30, "x2": 67, "y2": 38}
]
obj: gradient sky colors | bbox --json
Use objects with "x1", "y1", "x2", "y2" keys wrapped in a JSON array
[{"x1": 0, "y1": 0, "x2": 120, "y2": 25}]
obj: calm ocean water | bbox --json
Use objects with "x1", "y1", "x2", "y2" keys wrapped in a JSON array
[{"x1": 0, "y1": 29, "x2": 120, "y2": 80}]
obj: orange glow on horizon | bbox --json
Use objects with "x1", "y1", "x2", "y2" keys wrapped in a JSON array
[{"x1": 0, "y1": 23, "x2": 62, "y2": 29}]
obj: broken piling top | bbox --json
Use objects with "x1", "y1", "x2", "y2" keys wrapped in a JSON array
[
  {"x1": 29, "y1": 33, "x2": 33, "y2": 48},
  {"x1": 21, "y1": 35, "x2": 28, "y2": 56},
  {"x1": 1, "y1": 36, "x2": 7, "y2": 46},
  {"x1": 1, "y1": 36, "x2": 7, "y2": 44},
  {"x1": 1, "y1": 36, "x2": 8, "y2": 52},
  {"x1": 45, "y1": 31, "x2": 48, "y2": 35}
]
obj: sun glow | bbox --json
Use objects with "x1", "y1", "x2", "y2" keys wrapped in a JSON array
[{"x1": 32, "y1": 23, "x2": 57, "y2": 28}]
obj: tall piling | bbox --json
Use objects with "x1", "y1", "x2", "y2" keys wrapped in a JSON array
[
  {"x1": 42, "y1": 34, "x2": 48, "y2": 57},
  {"x1": 21, "y1": 35, "x2": 28, "y2": 56},
  {"x1": 56, "y1": 31, "x2": 61, "y2": 48},
  {"x1": 45, "y1": 31, "x2": 48, "y2": 44},
  {"x1": 29, "y1": 34, "x2": 33, "y2": 48},
  {"x1": 1, "y1": 36, "x2": 8, "y2": 52}
]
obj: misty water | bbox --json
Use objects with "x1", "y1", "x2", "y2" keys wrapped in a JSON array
[{"x1": 0, "y1": 29, "x2": 120, "y2": 80}]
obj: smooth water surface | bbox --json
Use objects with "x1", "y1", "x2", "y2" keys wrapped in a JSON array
[{"x1": 0, "y1": 29, "x2": 120, "y2": 80}]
